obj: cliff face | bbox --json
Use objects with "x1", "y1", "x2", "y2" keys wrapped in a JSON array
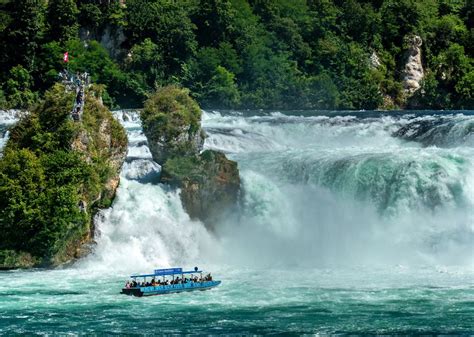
[
  {"x1": 141, "y1": 86, "x2": 240, "y2": 229},
  {"x1": 403, "y1": 35, "x2": 424, "y2": 95},
  {"x1": 0, "y1": 84, "x2": 127, "y2": 269}
]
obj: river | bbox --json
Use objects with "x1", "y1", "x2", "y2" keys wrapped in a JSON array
[{"x1": 0, "y1": 110, "x2": 473, "y2": 334}]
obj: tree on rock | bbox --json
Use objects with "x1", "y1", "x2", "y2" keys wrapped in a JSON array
[
  {"x1": 141, "y1": 86, "x2": 204, "y2": 165},
  {"x1": 141, "y1": 86, "x2": 240, "y2": 229}
]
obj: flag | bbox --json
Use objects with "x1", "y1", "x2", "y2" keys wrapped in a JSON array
[{"x1": 63, "y1": 52, "x2": 69, "y2": 63}]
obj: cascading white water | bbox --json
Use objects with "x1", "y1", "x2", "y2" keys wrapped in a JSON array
[
  {"x1": 1, "y1": 110, "x2": 472, "y2": 271},
  {"x1": 1, "y1": 110, "x2": 473, "y2": 335},
  {"x1": 79, "y1": 111, "x2": 213, "y2": 273},
  {"x1": 202, "y1": 111, "x2": 474, "y2": 268}
]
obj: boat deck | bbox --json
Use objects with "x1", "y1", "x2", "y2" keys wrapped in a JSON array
[{"x1": 121, "y1": 280, "x2": 221, "y2": 297}]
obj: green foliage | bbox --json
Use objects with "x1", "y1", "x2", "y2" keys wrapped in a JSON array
[
  {"x1": 0, "y1": 0, "x2": 472, "y2": 109},
  {"x1": 162, "y1": 155, "x2": 203, "y2": 182},
  {"x1": 126, "y1": 0, "x2": 197, "y2": 74},
  {"x1": 408, "y1": 72, "x2": 452, "y2": 109},
  {"x1": 64, "y1": 39, "x2": 143, "y2": 108},
  {"x1": 142, "y1": 86, "x2": 202, "y2": 133},
  {"x1": 141, "y1": 86, "x2": 203, "y2": 163},
  {"x1": 2, "y1": 0, "x2": 46, "y2": 71},
  {"x1": 3, "y1": 65, "x2": 37, "y2": 109},
  {"x1": 46, "y1": 0, "x2": 79, "y2": 44},
  {"x1": 0, "y1": 84, "x2": 127, "y2": 265},
  {"x1": 78, "y1": 3, "x2": 102, "y2": 30},
  {"x1": 203, "y1": 66, "x2": 240, "y2": 108},
  {"x1": 300, "y1": 73, "x2": 340, "y2": 109}
]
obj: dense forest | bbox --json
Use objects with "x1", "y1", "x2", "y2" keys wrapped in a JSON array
[{"x1": 0, "y1": 0, "x2": 472, "y2": 110}]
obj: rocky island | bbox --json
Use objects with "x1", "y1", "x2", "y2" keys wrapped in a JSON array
[
  {"x1": 0, "y1": 84, "x2": 127, "y2": 269},
  {"x1": 141, "y1": 86, "x2": 240, "y2": 229}
]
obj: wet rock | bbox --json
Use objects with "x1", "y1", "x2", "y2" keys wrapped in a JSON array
[{"x1": 161, "y1": 150, "x2": 240, "y2": 228}]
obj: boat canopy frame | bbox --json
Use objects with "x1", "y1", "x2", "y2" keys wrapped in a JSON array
[{"x1": 130, "y1": 268, "x2": 203, "y2": 279}]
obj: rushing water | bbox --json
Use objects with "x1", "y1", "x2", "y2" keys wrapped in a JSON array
[{"x1": 0, "y1": 110, "x2": 473, "y2": 334}]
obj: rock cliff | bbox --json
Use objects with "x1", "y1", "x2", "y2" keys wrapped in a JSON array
[
  {"x1": 402, "y1": 35, "x2": 424, "y2": 95},
  {"x1": 140, "y1": 86, "x2": 240, "y2": 229},
  {"x1": 0, "y1": 84, "x2": 127, "y2": 269},
  {"x1": 161, "y1": 150, "x2": 240, "y2": 229}
]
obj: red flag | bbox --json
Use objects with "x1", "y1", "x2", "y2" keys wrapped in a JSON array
[{"x1": 63, "y1": 52, "x2": 69, "y2": 63}]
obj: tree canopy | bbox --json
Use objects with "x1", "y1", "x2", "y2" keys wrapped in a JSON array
[{"x1": 0, "y1": 0, "x2": 472, "y2": 110}]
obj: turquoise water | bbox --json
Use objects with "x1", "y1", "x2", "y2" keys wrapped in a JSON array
[
  {"x1": 1, "y1": 110, "x2": 473, "y2": 334},
  {"x1": 1, "y1": 267, "x2": 473, "y2": 334}
]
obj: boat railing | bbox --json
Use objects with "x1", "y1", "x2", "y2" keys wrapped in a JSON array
[{"x1": 130, "y1": 281, "x2": 218, "y2": 291}]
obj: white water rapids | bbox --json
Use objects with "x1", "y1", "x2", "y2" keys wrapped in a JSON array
[
  {"x1": 1, "y1": 110, "x2": 473, "y2": 271},
  {"x1": 1, "y1": 110, "x2": 473, "y2": 334},
  {"x1": 84, "y1": 110, "x2": 474, "y2": 272}
]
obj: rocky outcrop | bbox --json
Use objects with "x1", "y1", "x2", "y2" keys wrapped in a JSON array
[
  {"x1": 141, "y1": 87, "x2": 205, "y2": 165},
  {"x1": 162, "y1": 150, "x2": 240, "y2": 229},
  {"x1": 141, "y1": 86, "x2": 240, "y2": 229},
  {"x1": 0, "y1": 83, "x2": 127, "y2": 269},
  {"x1": 403, "y1": 35, "x2": 424, "y2": 95}
]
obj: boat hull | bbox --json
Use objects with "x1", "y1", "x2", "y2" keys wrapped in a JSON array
[{"x1": 121, "y1": 281, "x2": 221, "y2": 297}]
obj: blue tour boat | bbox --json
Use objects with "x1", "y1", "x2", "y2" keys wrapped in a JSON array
[{"x1": 121, "y1": 267, "x2": 221, "y2": 297}]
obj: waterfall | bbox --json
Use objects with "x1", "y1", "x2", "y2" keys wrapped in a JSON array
[{"x1": 1, "y1": 110, "x2": 473, "y2": 270}]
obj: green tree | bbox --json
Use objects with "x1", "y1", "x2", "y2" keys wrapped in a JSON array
[
  {"x1": 3, "y1": 0, "x2": 46, "y2": 71},
  {"x1": 3, "y1": 65, "x2": 37, "y2": 109},
  {"x1": 430, "y1": 15, "x2": 468, "y2": 56},
  {"x1": 78, "y1": 3, "x2": 103, "y2": 30},
  {"x1": 301, "y1": 73, "x2": 340, "y2": 109},
  {"x1": 455, "y1": 70, "x2": 474, "y2": 108},
  {"x1": 127, "y1": 38, "x2": 164, "y2": 90},
  {"x1": 46, "y1": 0, "x2": 80, "y2": 44},
  {"x1": 126, "y1": 0, "x2": 197, "y2": 74},
  {"x1": 202, "y1": 66, "x2": 240, "y2": 108}
]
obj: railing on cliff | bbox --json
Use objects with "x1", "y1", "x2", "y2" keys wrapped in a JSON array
[{"x1": 59, "y1": 71, "x2": 90, "y2": 122}]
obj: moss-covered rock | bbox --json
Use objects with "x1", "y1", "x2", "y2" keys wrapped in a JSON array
[
  {"x1": 141, "y1": 86, "x2": 240, "y2": 229},
  {"x1": 0, "y1": 83, "x2": 127, "y2": 269},
  {"x1": 140, "y1": 86, "x2": 205, "y2": 165},
  {"x1": 162, "y1": 150, "x2": 240, "y2": 228}
]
